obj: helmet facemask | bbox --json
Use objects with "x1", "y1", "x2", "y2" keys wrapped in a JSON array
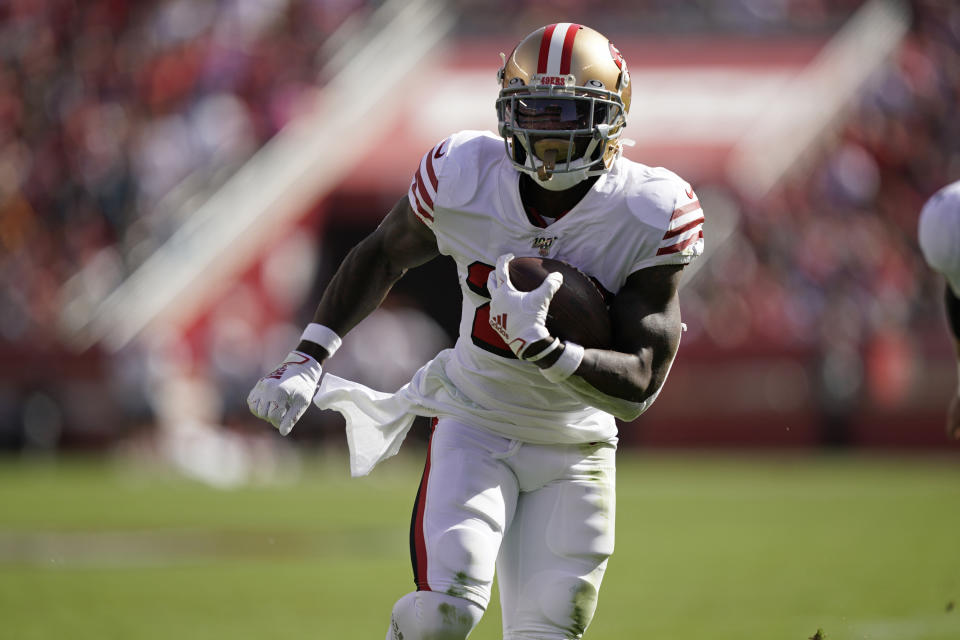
[{"x1": 497, "y1": 79, "x2": 626, "y2": 190}]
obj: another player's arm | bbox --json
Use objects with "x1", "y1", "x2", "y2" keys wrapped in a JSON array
[
  {"x1": 298, "y1": 196, "x2": 440, "y2": 364},
  {"x1": 530, "y1": 265, "x2": 683, "y2": 420},
  {"x1": 945, "y1": 285, "x2": 960, "y2": 440}
]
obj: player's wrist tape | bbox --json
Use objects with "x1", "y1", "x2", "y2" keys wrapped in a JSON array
[
  {"x1": 296, "y1": 323, "x2": 342, "y2": 361},
  {"x1": 540, "y1": 341, "x2": 584, "y2": 382},
  {"x1": 524, "y1": 337, "x2": 561, "y2": 363}
]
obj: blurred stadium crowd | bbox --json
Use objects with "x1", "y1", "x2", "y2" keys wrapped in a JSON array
[
  {"x1": 1, "y1": 0, "x2": 958, "y2": 455},
  {"x1": 682, "y1": 0, "x2": 960, "y2": 405},
  {"x1": 0, "y1": 0, "x2": 368, "y2": 347}
]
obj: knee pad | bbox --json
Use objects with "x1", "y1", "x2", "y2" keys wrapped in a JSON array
[
  {"x1": 434, "y1": 524, "x2": 497, "y2": 590},
  {"x1": 388, "y1": 591, "x2": 483, "y2": 640},
  {"x1": 506, "y1": 571, "x2": 599, "y2": 639},
  {"x1": 539, "y1": 575, "x2": 599, "y2": 637}
]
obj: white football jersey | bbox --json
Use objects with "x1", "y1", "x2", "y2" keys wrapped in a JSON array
[
  {"x1": 405, "y1": 130, "x2": 704, "y2": 444},
  {"x1": 918, "y1": 180, "x2": 960, "y2": 296}
]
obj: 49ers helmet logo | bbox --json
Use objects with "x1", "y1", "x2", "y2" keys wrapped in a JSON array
[{"x1": 609, "y1": 42, "x2": 625, "y2": 70}]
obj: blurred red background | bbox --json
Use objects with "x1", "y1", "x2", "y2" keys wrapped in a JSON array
[{"x1": 1, "y1": 0, "x2": 957, "y2": 464}]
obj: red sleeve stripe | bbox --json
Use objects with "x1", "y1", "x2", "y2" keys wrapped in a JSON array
[
  {"x1": 408, "y1": 140, "x2": 447, "y2": 225},
  {"x1": 420, "y1": 146, "x2": 441, "y2": 195},
  {"x1": 660, "y1": 221, "x2": 702, "y2": 249},
  {"x1": 670, "y1": 199, "x2": 701, "y2": 222},
  {"x1": 663, "y1": 215, "x2": 704, "y2": 240},
  {"x1": 667, "y1": 206, "x2": 703, "y2": 232},
  {"x1": 656, "y1": 231, "x2": 703, "y2": 256},
  {"x1": 407, "y1": 178, "x2": 434, "y2": 223},
  {"x1": 410, "y1": 193, "x2": 434, "y2": 223},
  {"x1": 415, "y1": 168, "x2": 434, "y2": 211},
  {"x1": 424, "y1": 147, "x2": 440, "y2": 192}
]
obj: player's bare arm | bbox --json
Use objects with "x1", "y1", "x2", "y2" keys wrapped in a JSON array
[
  {"x1": 248, "y1": 196, "x2": 437, "y2": 434},
  {"x1": 529, "y1": 264, "x2": 683, "y2": 404},
  {"x1": 304, "y1": 196, "x2": 439, "y2": 362},
  {"x1": 575, "y1": 264, "x2": 682, "y2": 402}
]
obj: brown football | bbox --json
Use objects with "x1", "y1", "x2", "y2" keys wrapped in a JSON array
[{"x1": 508, "y1": 256, "x2": 612, "y2": 349}]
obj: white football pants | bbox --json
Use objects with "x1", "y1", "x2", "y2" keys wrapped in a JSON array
[{"x1": 390, "y1": 417, "x2": 617, "y2": 639}]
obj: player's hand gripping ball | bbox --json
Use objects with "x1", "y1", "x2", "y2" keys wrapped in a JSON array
[
  {"x1": 486, "y1": 253, "x2": 561, "y2": 359},
  {"x1": 508, "y1": 256, "x2": 612, "y2": 349},
  {"x1": 487, "y1": 253, "x2": 612, "y2": 357}
]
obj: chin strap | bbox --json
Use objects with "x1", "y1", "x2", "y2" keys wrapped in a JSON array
[
  {"x1": 537, "y1": 148, "x2": 558, "y2": 181},
  {"x1": 522, "y1": 138, "x2": 617, "y2": 191},
  {"x1": 535, "y1": 167, "x2": 590, "y2": 191}
]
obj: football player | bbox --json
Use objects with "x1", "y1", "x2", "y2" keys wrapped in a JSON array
[
  {"x1": 248, "y1": 24, "x2": 704, "y2": 639},
  {"x1": 918, "y1": 180, "x2": 960, "y2": 441}
]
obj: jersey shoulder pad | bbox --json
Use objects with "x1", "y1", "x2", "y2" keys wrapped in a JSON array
[
  {"x1": 624, "y1": 164, "x2": 705, "y2": 264},
  {"x1": 407, "y1": 130, "x2": 497, "y2": 227}
]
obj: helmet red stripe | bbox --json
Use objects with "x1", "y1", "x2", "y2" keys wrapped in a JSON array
[
  {"x1": 537, "y1": 23, "x2": 557, "y2": 74},
  {"x1": 559, "y1": 23, "x2": 580, "y2": 75}
]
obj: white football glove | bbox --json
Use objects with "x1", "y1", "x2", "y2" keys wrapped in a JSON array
[
  {"x1": 486, "y1": 253, "x2": 563, "y2": 359},
  {"x1": 247, "y1": 351, "x2": 322, "y2": 436}
]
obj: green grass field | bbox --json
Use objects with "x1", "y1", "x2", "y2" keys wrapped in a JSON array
[{"x1": 1, "y1": 449, "x2": 958, "y2": 639}]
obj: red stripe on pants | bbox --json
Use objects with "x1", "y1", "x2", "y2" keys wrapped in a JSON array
[{"x1": 413, "y1": 418, "x2": 438, "y2": 590}]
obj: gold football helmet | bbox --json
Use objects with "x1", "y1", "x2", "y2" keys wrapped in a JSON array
[{"x1": 496, "y1": 23, "x2": 631, "y2": 190}]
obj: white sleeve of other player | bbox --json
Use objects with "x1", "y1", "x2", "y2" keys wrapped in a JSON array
[{"x1": 918, "y1": 181, "x2": 960, "y2": 296}]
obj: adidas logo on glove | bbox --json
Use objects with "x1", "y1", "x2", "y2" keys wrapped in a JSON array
[{"x1": 490, "y1": 313, "x2": 509, "y2": 341}]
